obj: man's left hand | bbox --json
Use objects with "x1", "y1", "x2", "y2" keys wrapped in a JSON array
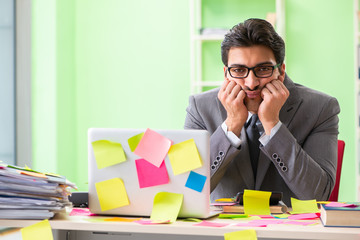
[{"x1": 258, "y1": 77, "x2": 289, "y2": 135}]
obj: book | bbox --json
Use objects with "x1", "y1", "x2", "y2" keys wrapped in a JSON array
[
  {"x1": 221, "y1": 201, "x2": 288, "y2": 214},
  {"x1": 320, "y1": 203, "x2": 360, "y2": 227}
]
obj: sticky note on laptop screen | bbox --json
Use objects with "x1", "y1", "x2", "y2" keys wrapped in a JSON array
[
  {"x1": 92, "y1": 140, "x2": 126, "y2": 169},
  {"x1": 128, "y1": 132, "x2": 144, "y2": 152},
  {"x1": 134, "y1": 128, "x2": 172, "y2": 167},
  {"x1": 135, "y1": 159, "x2": 169, "y2": 188},
  {"x1": 168, "y1": 138, "x2": 202, "y2": 175},
  {"x1": 95, "y1": 178, "x2": 129, "y2": 211}
]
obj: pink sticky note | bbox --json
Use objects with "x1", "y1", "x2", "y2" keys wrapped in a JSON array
[
  {"x1": 288, "y1": 213, "x2": 320, "y2": 220},
  {"x1": 284, "y1": 220, "x2": 318, "y2": 226},
  {"x1": 69, "y1": 208, "x2": 98, "y2": 216},
  {"x1": 252, "y1": 215, "x2": 275, "y2": 219},
  {"x1": 135, "y1": 159, "x2": 169, "y2": 188},
  {"x1": 325, "y1": 202, "x2": 358, "y2": 208},
  {"x1": 250, "y1": 219, "x2": 285, "y2": 225},
  {"x1": 234, "y1": 222, "x2": 267, "y2": 227},
  {"x1": 193, "y1": 221, "x2": 230, "y2": 227},
  {"x1": 134, "y1": 129, "x2": 172, "y2": 167},
  {"x1": 210, "y1": 202, "x2": 236, "y2": 206}
]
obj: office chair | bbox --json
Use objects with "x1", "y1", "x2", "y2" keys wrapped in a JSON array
[{"x1": 328, "y1": 140, "x2": 345, "y2": 201}]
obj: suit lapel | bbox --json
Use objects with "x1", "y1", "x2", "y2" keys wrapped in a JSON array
[
  {"x1": 216, "y1": 96, "x2": 255, "y2": 189},
  {"x1": 255, "y1": 75, "x2": 303, "y2": 189}
]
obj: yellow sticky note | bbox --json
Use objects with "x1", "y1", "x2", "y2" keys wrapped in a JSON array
[
  {"x1": 128, "y1": 132, "x2": 144, "y2": 152},
  {"x1": 92, "y1": 140, "x2": 126, "y2": 169},
  {"x1": 95, "y1": 178, "x2": 129, "y2": 211},
  {"x1": 243, "y1": 189, "x2": 271, "y2": 215},
  {"x1": 290, "y1": 198, "x2": 319, "y2": 214},
  {"x1": 168, "y1": 139, "x2": 202, "y2": 175},
  {"x1": 21, "y1": 219, "x2": 53, "y2": 240},
  {"x1": 105, "y1": 217, "x2": 142, "y2": 222},
  {"x1": 224, "y1": 229, "x2": 257, "y2": 240},
  {"x1": 151, "y1": 192, "x2": 183, "y2": 223}
]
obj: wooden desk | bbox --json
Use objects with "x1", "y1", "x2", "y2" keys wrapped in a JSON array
[{"x1": 1, "y1": 212, "x2": 360, "y2": 240}]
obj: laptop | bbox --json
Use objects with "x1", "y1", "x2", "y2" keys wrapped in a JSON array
[{"x1": 88, "y1": 128, "x2": 217, "y2": 218}]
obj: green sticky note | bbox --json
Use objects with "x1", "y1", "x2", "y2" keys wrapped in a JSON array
[
  {"x1": 290, "y1": 198, "x2": 319, "y2": 214},
  {"x1": 219, "y1": 213, "x2": 249, "y2": 219},
  {"x1": 21, "y1": 219, "x2": 54, "y2": 240},
  {"x1": 168, "y1": 139, "x2": 202, "y2": 175},
  {"x1": 151, "y1": 192, "x2": 183, "y2": 223},
  {"x1": 128, "y1": 132, "x2": 144, "y2": 152},
  {"x1": 243, "y1": 189, "x2": 271, "y2": 215},
  {"x1": 92, "y1": 140, "x2": 126, "y2": 169},
  {"x1": 95, "y1": 178, "x2": 129, "y2": 211},
  {"x1": 224, "y1": 229, "x2": 257, "y2": 240}
]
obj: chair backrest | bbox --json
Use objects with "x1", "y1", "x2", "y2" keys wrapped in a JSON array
[{"x1": 328, "y1": 140, "x2": 345, "y2": 201}]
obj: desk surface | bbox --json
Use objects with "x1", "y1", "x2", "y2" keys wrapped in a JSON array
[{"x1": 1, "y1": 212, "x2": 360, "y2": 240}]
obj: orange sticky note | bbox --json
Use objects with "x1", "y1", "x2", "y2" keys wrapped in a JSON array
[
  {"x1": 95, "y1": 178, "x2": 129, "y2": 211},
  {"x1": 21, "y1": 219, "x2": 53, "y2": 240},
  {"x1": 168, "y1": 139, "x2": 202, "y2": 175},
  {"x1": 18, "y1": 170, "x2": 47, "y2": 179}
]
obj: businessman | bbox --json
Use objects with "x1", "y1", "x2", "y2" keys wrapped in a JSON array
[{"x1": 184, "y1": 18, "x2": 340, "y2": 206}]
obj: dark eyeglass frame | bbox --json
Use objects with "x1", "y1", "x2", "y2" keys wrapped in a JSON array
[{"x1": 227, "y1": 63, "x2": 281, "y2": 79}]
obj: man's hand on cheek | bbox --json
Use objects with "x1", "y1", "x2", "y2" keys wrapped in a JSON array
[
  {"x1": 218, "y1": 79, "x2": 248, "y2": 136},
  {"x1": 258, "y1": 79, "x2": 289, "y2": 135}
]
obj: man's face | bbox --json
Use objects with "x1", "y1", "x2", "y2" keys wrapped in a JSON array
[{"x1": 224, "y1": 45, "x2": 285, "y2": 112}]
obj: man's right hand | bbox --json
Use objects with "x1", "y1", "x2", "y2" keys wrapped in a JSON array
[{"x1": 218, "y1": 79, "x2": 248, "y2": 136}]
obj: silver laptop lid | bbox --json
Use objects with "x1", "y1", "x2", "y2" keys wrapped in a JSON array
[{"x1": 88, "y1": 128, "x2": 211, "y2": 218}]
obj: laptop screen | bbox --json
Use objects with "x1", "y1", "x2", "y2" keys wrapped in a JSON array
[{"x1": 88, "y1": 128, "x2": 211, "y2": 218}]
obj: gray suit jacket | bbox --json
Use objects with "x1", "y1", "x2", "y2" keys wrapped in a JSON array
[{"x1": 184, "y1": 75, "x2": 340, "y2": 206}]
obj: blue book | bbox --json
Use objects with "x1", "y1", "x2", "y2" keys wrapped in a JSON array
[{"x1": 320, "y1": 203, "x2": 360, "y2": 227}]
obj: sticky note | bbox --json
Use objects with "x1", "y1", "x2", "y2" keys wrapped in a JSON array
[
  {"x1": 21, "y1": 219, "x2": 53, "y2": 240},
  {"x1": 150, "y1": 192, "x2": 183, "y2": 223},
  {"x1": 135, "y1": 159, "x2": 169, "y2": 188},
  {"x1": 194, "y1": 221, "x2": 230, "y2": 227},
  {"x1": 92, "y1": 140, "x2": 126, "y2": 169},
  {"x1": 19, "y1": 170, "x2": 47, "y2": 179},
  {"x1": 224, "y1": 230, "x2": 257, "y2": 240},
  {"x1": 243, "y1": 189, "x2": 271, "y2": 215},
  {"x1": 290, "y1": 198, "x2": 319, "y2": 214},
  {"x1": 104, "y1": 217, "x2": 142, "y2": 222},
  {"x1": 95, "y1": 178, "x2": 129, "y2": 211},
  {"x1": 134, "y1": 129, "x2": 172, "y2": 167},
  {"x1": 185, "y1": 171, "x2": 206, "y2": 192},
  {"x1": 287, "y1": 213, "x2": 320, "y2": 220},
  {"x1": 128, "y1": 132, "x2": 144, "y2": 152},
  {"x1": 168, "y1": 138, "x2": 202, "y2": 175}
]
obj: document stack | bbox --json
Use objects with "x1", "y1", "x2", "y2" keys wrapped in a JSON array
[{"x1": 0, "y1": 164, "x2": 77, "y2": 220}]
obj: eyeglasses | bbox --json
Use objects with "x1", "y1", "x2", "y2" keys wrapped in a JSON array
[{"x1": 227, "y1": 63, "x2": 281, "y2": 79}]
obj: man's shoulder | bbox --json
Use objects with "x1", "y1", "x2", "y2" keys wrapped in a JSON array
[
  {"x1": 191, "y1": 87, "x2": 220, "y2": 102},
  {"x1": 294, "y1": 83, "x2": 337, "y2": 103}
]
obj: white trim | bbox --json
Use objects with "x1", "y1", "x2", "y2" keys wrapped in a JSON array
[{"x1": 15, "y1": 0, "x2": 32, "y2": 167}]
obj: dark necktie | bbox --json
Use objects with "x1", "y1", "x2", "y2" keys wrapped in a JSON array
[{"x1": 246, "y1": 114, "x2": 260, "y2": 176}]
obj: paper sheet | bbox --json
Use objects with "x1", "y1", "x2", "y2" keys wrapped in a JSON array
[
  {"x1": 92, "y1": 140, "x2": 126, "y2": 169},
  {"x1": 134, "y1": 129, "x2": 172, "y2": 167},
  {"x1": 95, "y1": 178, "x2": 129, "y2": 211},
  {"x1": 243, "y1": 189, "x2": 271, "y2": 215},
  {"x1": 150, "y1": 192, "x2": 183, "y2": 223},
  {"x1": 135, "y1": 159, "x2": 169, "y2": 188},
  {"x1": 168, "y1": 138, "x2": 202, "y2": 175},
  {"x1": 21, "y1": 219, "x2": 53, "y2": 240}
]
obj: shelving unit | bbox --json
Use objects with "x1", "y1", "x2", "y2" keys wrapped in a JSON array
[
  {"x1": 189, "y1": 0, "x2": 286, "y2": 94},
  {"x1": 354, "y1": 0, "x2": 360, "y2": 201}
]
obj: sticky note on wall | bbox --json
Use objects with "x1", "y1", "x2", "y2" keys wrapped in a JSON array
[
  {"x1": 168, "y1": 138, "x2": 202, "y2": 175},
  {"x1": 95, "y1": 178, "x2": 129, "y2": 211},
  {"x1": 92, "y1": 140, "x2": 126, "y2": 169}
]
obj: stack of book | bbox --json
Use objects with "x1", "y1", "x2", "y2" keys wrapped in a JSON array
[
  {"x1": 320, "y1": 202, "x2": 360, "y2": 227},
  {"x1": 0, "y1": 164, "x2": 77, "y2": 220}
]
